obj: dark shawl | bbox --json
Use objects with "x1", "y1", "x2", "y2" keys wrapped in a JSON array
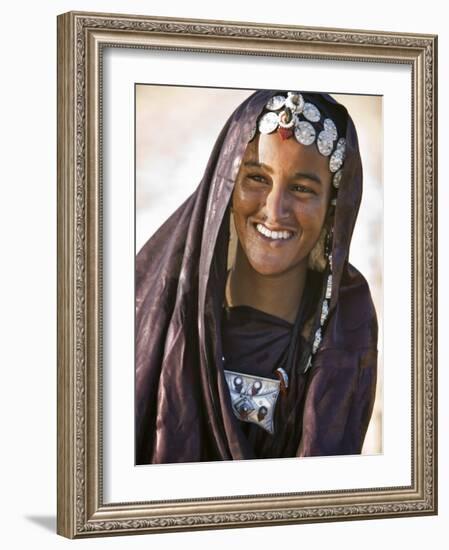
[{"x1": 135, "y1": 90, "x2": 378, "y2": 464}]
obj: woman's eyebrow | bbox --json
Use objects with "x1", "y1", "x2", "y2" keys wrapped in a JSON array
[
  {"x1": 243, "y1": 161, "x2": 322, "y2": 185},
  {"x1": 293, "y1": 171, "x2": 322, "y2": 185},
  {"x1": 243, "y1": 160, "x2": 273, "y2": 173}
]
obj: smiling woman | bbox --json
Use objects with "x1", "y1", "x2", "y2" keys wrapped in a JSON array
[
  {"x1": 232, "y1": 133, "x2": 332, "y2": 280},
  {"x1": 135, "y1": 89, "x2": 378, "y2": 464}
]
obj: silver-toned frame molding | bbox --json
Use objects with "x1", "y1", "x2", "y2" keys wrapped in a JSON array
[{"x1": 57, "y1": 11, "x2": 438, "y2": 539}]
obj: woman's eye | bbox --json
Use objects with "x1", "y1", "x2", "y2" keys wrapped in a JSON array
[
  {"x1": 248, "y1": 174, "x2": 268, "y2": 184},
  {"x1": 291, "y1": 183, "x2": 317, "y2": 195}
]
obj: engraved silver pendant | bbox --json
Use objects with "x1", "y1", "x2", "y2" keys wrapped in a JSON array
[{"x1": 224, "y1": 370, "x2": 281, "y2": 434}]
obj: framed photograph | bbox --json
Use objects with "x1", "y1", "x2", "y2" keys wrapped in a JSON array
[{"x1": 57, "y1": 11, "x2": 437, "y2": 538}]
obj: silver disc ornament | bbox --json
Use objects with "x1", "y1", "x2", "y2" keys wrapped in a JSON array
[
  {"x1": 332, "y1": 169, "x2": 343, "y2": 188},
  {"x1": 329, "y1": 138, "x2": 346, "y2": 172},
  {"x1": 317, "y1": 130, "x2": 334, "y2": 156},
  {"x1": 303, "y1": 102, "x2": 321, "y2": 122},
  {"x1": 336, "y1": 137, "x2": 346, "y2": 154},
  {"x1": 294, "y1": 120, "x2": 316, "y2": 146},
  {"x1": 265, "y1": 95, "x2": 286, "y2": 111},
  {"x1": 323, "y1": 118, "x2": 338, "y2": 141},
  {"x1": 258, "y1": 111, "x2": 279, "y2": 134},
  {"x1": 329, "y1": 150, "x2": 344, "y2": 172}
]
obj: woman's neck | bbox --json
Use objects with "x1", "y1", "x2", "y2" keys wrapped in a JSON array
[{"x1": 226, "y1": 245, "x2": 308, "y2": 323}]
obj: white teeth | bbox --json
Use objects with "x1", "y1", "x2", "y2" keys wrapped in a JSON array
[{"x1": 256, "y1": 224, "x2": 292, "y2": 240}]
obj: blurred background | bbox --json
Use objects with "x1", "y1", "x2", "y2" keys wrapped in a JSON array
[{"x1": 136, "y1": 85, "x2": 383, "y2": 455}]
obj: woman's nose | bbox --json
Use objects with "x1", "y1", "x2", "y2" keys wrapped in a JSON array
[{"x1": 265, "y1": 185, "x2": 289, "y2": 223}]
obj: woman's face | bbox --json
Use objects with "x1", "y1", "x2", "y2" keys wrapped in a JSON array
[{"x1": 232, "y1": 131, "x2": 332, "y2": 277}]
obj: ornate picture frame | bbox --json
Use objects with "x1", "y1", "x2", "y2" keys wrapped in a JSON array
[{"x1": 57, "y1": 11, "x2": 437, "y2": 538}]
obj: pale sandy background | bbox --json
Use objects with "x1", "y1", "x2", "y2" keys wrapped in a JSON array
[{"x1": 136, "y1": 85, "x2": 383, "y2": 455}]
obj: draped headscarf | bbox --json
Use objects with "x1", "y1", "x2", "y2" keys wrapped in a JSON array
[{"x1": 135, "y1": 90, "x2": 378, "y2": 464}]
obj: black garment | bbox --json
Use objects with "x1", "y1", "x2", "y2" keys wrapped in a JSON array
[{"x1": 222, "y1": 305, "x2": 293, "y2": 380}]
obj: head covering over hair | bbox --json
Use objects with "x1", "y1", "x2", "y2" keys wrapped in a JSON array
[{"x1": 135, "y1": 90, "x2": 378, "y2": 464}]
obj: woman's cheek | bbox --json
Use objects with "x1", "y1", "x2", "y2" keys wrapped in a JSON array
[
  {"x1": 296, "y1": 198, "x2": 327, "y2": 228},
  {"x1": 234, "y1": 190, "x2": 260, "y2": 216}
]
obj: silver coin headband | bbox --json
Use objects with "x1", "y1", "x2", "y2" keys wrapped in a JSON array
[{"x1": 250, "y1": 92, "x2": 346, "y2": 190}]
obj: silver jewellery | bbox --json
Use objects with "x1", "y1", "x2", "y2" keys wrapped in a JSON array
[
  {"x1": 332, "y1": 169, "x2": 343, "y2": 189},
  {"x1": 251, "y1": 92, "x2": 346, "y2": 190},
  {"x1": 305, "y1": 237, "x2": 334, "y2": 373},
  {"x1": 330, "y1": 138, "x2": 346, "y2": 173},
  {"x1": 223, "y1": 366, "x2": 289, "y2": 434},
  {"x1": 224, "y1": 370, "x2": 282, "y2": 434}
]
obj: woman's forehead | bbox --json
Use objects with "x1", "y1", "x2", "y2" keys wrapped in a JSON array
[{"x1": 243, "y1": 133, "x2": 331, "y2": 174}]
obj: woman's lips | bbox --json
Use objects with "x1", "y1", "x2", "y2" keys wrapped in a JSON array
[{"x1": 254, "y1": 222, "x2": 294, "y2": 241}]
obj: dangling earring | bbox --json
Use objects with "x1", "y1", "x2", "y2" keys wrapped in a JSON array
[
  {"x1": 307, "y1": 226, "x2": 328, "y2": 272},
  {"x1": 303, "y1": 226, "x2": 334, "y2": 373}
]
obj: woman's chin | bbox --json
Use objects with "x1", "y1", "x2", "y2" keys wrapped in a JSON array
[
  {"x1": 247, "y1": 257, "x2": 293, "y2": 277},
  {"x1": 244, "y1": 249, "x2": 309, "y2": 277}
]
